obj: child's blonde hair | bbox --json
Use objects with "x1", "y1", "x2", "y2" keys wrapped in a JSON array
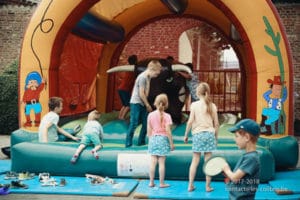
[
  {"x1": 154, "y1": 93, "x2": 169, "y2": 126},
  {"x1": 88, "y1": 110, "x2": 101, "y2": 121},
  {"x1": 147, "y1": 60, "x2": 162, "y2": 71},
  {"x1": 196, "y1": 82, "x2": 213, "y2": 118}
]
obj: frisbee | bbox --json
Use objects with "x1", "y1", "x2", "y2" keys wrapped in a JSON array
[{"x1": 203, "y1": 156, "x2": 227, "y2": 176}]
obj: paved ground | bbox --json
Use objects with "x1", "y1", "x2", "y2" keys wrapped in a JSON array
[{"x1": 1, "y1": 134, "x2": 300, "y2": 200}]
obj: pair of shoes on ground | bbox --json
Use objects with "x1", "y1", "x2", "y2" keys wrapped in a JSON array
[
  {"x1": 41, "y1": 178, "x2": 66, "y2": 187},
  {"x1": 41, "y1": 178, "x2": 58, "y2": 187},
  {"x1": 18, "y1": 172, "x2": 35, "y2": 180},
  {"x1": 38, "y1": 172, "x2": 66, "y2": 187},
  {"x1": 4, "y1": 171, "x2": 34, "y2": 180},
  {"x1": 39, "y1": 172, "x2": 56, "y2": 186},
  {"x1": 4, "y1": 171, "x2": 18, "y2": 180},
  {"x1": 86, "y1": 174, "x2": 115, "y2": 185},
  {"x1": 38, "y1": 172, "x2": 50, "y2": 182},
  {"x1": 70, "y1": 150, "x2": 99, "y2": 164},
  {"x1": 90, "y1": 177, "x2": 114, "y2": 185},
  {"x1": 10, "y1": 180, "x2": 28, "y2": 189}
]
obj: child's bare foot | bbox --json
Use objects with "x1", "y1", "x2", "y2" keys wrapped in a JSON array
[
  {"x1": 206, "y1": 186, "x2": 214, "y2": 192},
  {"x1": 188, "y1": 185, "x2": 196, "y2": 192},
  {"x1": 149, "y1": 183, "x2": 155, "y2": 187},
  {"x1": 159, "y1": 183, "x2": 170, "y2": 188}
]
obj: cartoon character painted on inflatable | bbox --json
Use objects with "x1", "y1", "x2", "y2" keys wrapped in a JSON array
[
  {"x1": 260, "y1": 75, "x2": 287, "y2": 135},
  {"x1": 22, "y1": 71, "x2": 46, "y2": 127}
]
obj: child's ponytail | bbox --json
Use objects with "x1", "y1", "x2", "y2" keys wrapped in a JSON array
[{"x1": 154, "y1": 94, "x2": 169, "y2": 127}]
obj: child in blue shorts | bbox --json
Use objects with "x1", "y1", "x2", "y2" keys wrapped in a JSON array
[{"x1": 70, "y1": 110, "x2": 104, "y2": 164}]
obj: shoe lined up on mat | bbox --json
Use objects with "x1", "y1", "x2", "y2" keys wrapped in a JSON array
[
  {"x1": 41, "y1": 178, "x2": 58, "y2": 187},
  {"x1": 38, "y1": 172, "x2": 59, "y2": 186},
  {"x1": 18, "y1": 172, "x2": 35, "y2": 180},
  {"x1": 104, "y1": 176, "x2": 115, "y2": 184},
  {"x1": 86, "y1": 173, "x2": 105, "y2": 184},
  {"x1": 90, "y1": 178, "x2": 104, "y2": 185},
  {"x1": 38, "y1": 172, "x2": 51, "y2": 182},
  {"x1": 90, "y1": 177, "x2": 115, "y2": 185},
  {"x1": 86, "y1": 174, "x2": 115, "y2": 185},
  {"x1": 59, "y1": 178, "x2": 66, "y2": 187},
  {"x1": 10, "y1": 180, "x2": 28, "y2": 189},
  {"x1": 4, "y1": 171, "x2": 18, "y2": 180}
]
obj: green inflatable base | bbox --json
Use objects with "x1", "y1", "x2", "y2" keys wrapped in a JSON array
[
  {"x1": 11, "y1": 129, "x2": 275, "y2": 183},
  {"x1": 10, "y1": 119, "x2": 298, "y2": 183},
  {"x1": 258, "y1": 136, "x2": 299, "y2": 169}
]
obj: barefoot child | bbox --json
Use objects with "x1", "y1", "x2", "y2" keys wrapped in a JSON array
[
  {"x1": 184, "y1": 82, "x2": 219, "y2": 192},
  {"x1": 71, "y1": 110, "x2": 103, "y2": 164},
  {"x1": 147, "y1": 94, "x2": 174, "y2": 188},
  {"x1": 222, "y1": 118, "x2": 260, "y2": 200}
]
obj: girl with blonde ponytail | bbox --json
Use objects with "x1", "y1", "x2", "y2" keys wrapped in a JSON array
[
  {"x1": 184, "y1": 82, "x2": 219, "y2": 192},
  {"x1": 147, "y1": 93, "x2": 174, "y2": 188}
]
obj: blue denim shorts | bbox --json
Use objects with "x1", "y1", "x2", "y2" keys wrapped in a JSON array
[
  {"x1": 192, "y1": 131, "x2": 216, "y2": 152},
  {"x1": 148, "y1": 135, "x2": 170, "y2": 156}
]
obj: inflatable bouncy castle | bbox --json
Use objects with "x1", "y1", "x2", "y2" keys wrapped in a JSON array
[{"x1": 11, "y1": 0, "x2": 298, "y2": 182}]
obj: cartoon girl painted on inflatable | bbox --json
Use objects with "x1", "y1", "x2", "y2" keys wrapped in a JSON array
[
  {"x1": 261, "y1": 75, "x2": 287, "y2": 135},
  {"x1": 22, "y1": 71, "x2": 46, "y2": 127}
]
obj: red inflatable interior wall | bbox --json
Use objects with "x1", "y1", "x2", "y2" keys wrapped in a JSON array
[{"x1": 58, "y1": 34, "x2": 103, "y2": 116}]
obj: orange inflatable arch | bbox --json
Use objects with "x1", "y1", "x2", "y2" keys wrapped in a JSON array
[{"x1": 18, "y1": 0, "x2": 294, "y2": 136}]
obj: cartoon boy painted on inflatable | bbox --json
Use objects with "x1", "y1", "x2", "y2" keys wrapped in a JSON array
[
  {"x1": 22, "y1": 71, "x2": 46, "y2": 127},
  {"x1": 261, "y1": 75, "x2": 287, "y2": 133}
]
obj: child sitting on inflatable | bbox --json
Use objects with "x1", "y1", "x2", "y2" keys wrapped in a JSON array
[
  {"x1": 38, "y1": 97, "x2": 80, "y2": 143},
  {"x1": 71, "y1": 110, "x2": 104, "y2": 164}
]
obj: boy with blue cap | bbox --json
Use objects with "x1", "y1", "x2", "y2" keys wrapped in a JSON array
[{"x1": 222, "y1": 118, "x2": 260, "y2": 200}]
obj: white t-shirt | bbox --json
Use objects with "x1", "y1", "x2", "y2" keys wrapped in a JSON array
[{"x1": 38, "y1": 111, "x2": 59, "y2": 142}]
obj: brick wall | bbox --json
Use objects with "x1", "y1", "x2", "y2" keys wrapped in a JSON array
[
  {"x1": 0, "y1": 5, "x2": 35, "y2": 72},
  {"x1": 119, "y1": 17, "x2": 202, "y2": 64},
  {"x1": 0, "y1": 3, "x2": 299, "y2": 120},
  {"x1": 275, "y1": 4, "x2": 300, "y2": 121}
]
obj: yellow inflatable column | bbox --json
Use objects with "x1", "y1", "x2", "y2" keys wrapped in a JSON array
[
  {"x1": 18, "y1": 0, "x2": 98, "y2": 131},
  {"x1": 219, "y1": 0, "x2": 293, "y2": 135}
]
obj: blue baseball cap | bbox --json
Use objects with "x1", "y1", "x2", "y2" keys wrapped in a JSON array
[{"x1": 228, "y1": 119, "x2": 260, "y2": 136}]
